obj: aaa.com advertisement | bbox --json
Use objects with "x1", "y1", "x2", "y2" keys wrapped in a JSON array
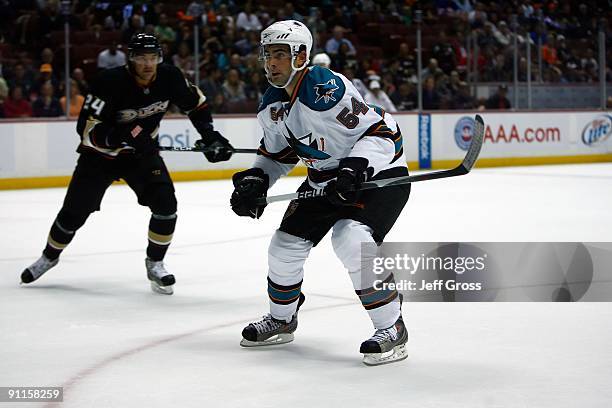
[{"x1": 430, "y1": 111, "x2": 612, "y2": 162}]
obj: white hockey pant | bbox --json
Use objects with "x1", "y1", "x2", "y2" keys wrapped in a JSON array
[{"x1": 267, "y1": 220, "x2": 400, "y2": 329}]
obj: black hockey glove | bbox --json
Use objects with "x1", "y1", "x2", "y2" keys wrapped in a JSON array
[
  {"x1": 230, "y1": 168, "x2": 269, "y2": 219},
  {"x1": 324, "y1": 157, "x2": 372, "y2": 206},
  {"x1": 194, "y1": 130, "x2": 234, "y2": 163}
]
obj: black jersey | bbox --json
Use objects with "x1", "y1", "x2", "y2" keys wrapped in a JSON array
[{"x1": 76, "y1": 64, "x2": 208, "y2": 158}]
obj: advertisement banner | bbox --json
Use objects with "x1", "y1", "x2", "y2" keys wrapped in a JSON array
[
  {"x1": 432, "y1": 111, "x2": 612, "y2": 163},
  {"x1": 0, "y1": 111, "x2": 608, "y2": 183},
  {"x1": 418, "y1": 113, "x2": 431, "y2": 169}
]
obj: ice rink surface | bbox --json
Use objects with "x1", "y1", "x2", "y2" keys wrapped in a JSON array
[{"x1": 1, "y1": 163, "x2": 611, "y2": 408}]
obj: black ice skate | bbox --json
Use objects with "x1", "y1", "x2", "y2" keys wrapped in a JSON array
[
  {"x1": 21, "y1": 255, "x2": 59, "y2": 284},
  {"x1": 145, "y1": 258, "x2": 175, "y2": 295},
  {"x1": 240, "y1": 293, "x2": 305, "y2": 347},
  {"x1": 360, "y1": 316, "x2": 408, "y2": 366}
]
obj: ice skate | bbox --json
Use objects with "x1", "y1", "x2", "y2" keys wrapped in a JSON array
[
  {"x1": 145, "y1": 258, "x2": 175, "y2": 295},
  {"x1": 360, "y1": 316, "x2": 408, "y2": 366},
  {"x1": 21, "y1": 255, "x2": 59, "y2": 284},
  {"x1": 240, "y1": 293, "x2": 305, "y2": 347}
]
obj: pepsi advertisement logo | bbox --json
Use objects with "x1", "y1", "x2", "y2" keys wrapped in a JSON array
[{"x1": 582, "y1": 114, "x2": 612, "y2": 146}]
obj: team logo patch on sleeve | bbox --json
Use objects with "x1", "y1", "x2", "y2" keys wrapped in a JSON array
[{"x1": 313, "y1": 79, "x2": 340, "y2": 104}]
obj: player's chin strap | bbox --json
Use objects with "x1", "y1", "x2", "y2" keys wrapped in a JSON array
[
  {"x1": 256, "y1": 114, "x2": 485, "y2": 206},
  {"x1": 266, "y1": 57, "x2": 308, "y2": 89}
]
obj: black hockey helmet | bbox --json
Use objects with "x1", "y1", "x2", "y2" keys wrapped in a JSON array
[{"x1": 127, "y1": 33, "x2": 163, "y2": 62}]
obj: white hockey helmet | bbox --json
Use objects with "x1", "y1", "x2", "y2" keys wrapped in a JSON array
[
  {"x1": 260, "y1": 20, "x2": 313, "y2": 88},
  {"x1": 312, "y1": 53, "x2": 331, "y2": 68}
]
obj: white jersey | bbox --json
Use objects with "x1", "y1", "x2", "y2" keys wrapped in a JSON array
[{"x1": 253, "y1": 66, "x2": 406, "y2": 188}]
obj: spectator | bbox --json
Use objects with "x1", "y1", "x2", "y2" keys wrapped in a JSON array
[
  {"x1": 452, "y1": 82, "x2": 477, "y2": 110},
  {"x1": 364, "y1": 80, "x2": 397, "y2": 112},
  {"x1": 234, "y1": 31, "x2": 260, "y2": 56},
  {"x1": 60, "y1": 80, "x2": 85, "y2": 119},
  {"x1": 393, "y1": 43, "x2": 417, "y2": 84},
  {"x1": 485, "y1": 84, "x2": 511, "y2": 110},
  {"x1": 4, "y1": 85, "x2": 32, "y2": 118},
  {"x1": 468, "y1": 2, "x2": 488, "y2": 28},
  {"x1": 448, "y1": 70, "x2": 462, "y2": 94},
  {"x1": 7, "y1": 63, "x2": 35, "y2": 96},
  {"x1": 312, "y1": 53, "x2": 331, "y2": 68},
  {"x1": 155, "y1": 13, "x2": 177, "y2": 44},
  {"x1": 307, "y1": 8, "x2": 328, "y2": 46},
  {"x1": 484, "y1": 54, "x2": 511, "y2": 82},
  {"x1": 0, "y1": 76, "x2": 8, "y2": 104},
  {"x1": 186, "y1": 0, "x2": 205, "y2": 20},
  {"x1": 222, "y1": 69, "x2": 246, "y2": 103},
  {"x1": 422, "y1": 76, "x2": 441, "y2": 110},
  {"x1": 38, "y1": 1, "x2": 63, "y2": 38},
  {"x1": 432, "y1": 31, "x2": 456, "y2": 74},
  {"x1": 542, "y1": 36, "x2": 559, "y2": 67},
  {"x1": 331, "y1": 42, "x2": 358, "y2": 72},
  {"x1": 40, "y1": 48, "x2": 56, "y2": 73},
  {"x1": 97, "y1": 42, "x2": 127, "y2": 70},
  {"x1": 284, "y1": 3, "x2": 303, "y2": 22},
  {"x1": 421, "y1": 58, "x2": 442, "y2": 79},
  {"x1": 72, "y1": 68, "x2": 89, "y2": 96},
  {"x1": 494, "y1": 21, "x2": 512, "y2": 46},
  {"x1": 342, "y1": 68, "x2": 368, "y2": 97},
  {"x1": 390, "y1": 81, "x2": 417, "y2": 111},
  {"x1": 227, "y1": 53, "x2": 246, "y2": 76},
  {"x1": 236, "y1": 3, "x2": 262, "y2": 32},
  {"x1": 217, "y1": 4, "x2": 235, "y2": 31},
  {"x1": 199, "y1": 48, "x2": 218, "y2": 74},
  {"x1": 245, "y1": 71, "x2": 265, "y2": 101},
  {"x1": 212, "y1": 93, "x2": 228, "y2": 113},
  {"x1": 122, "y1": 14, "x2": 145, "y2": 44},
  {"x1": 556, "y1": 35, "x2": 572, "y2": 65},
  {"x1": 199, "y1": 67, "x2": 223, "y2": 101},
  {"x1": 326, "y1": 6, "x2": 352, "y2": 29},
  {"x1": 172, "y1": 42, "x2": 196, "y2": 82},
  {"x1": 32, "y1": 81, "x2": 63, "y2": 117},
  {"x1": 580, "y1": 48, "x2": 598, "y2": 81},
  {"x1": 325, "y1": 26, "x2": 356, "y2": 56},
  {"x1": 243, "y1": 54, "x2": 261, "y2": 79},
  {"x1": 32, "y1": 64, "x2": 59, "y2": 97}
]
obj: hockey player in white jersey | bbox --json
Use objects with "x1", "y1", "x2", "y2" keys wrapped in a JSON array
[{"x1": 230, "y1": 20, "x2": 410, "y2": 365}]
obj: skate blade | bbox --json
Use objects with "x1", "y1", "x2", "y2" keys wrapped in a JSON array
[
  {"x1": 363, "y1": 343, "x2": 408, "y2": 366},
  {"x1": 150, "y1": 281, "x2": 173, "y2": 295},
  {"x1": 240, "y1": 333, "x2": 294, "y2": 347}
]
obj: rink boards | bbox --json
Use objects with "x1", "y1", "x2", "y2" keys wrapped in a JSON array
[{"x1": 0, "y1": 110, "x2": 610, "y2": 189}]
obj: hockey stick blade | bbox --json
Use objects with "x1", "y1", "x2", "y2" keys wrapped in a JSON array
[
  {"x1": 159, "y1": 146, "x2": 258, "y2": 154},
  {"x1": 459, "y1": 114, "x2": 484, "y2": 173},
  {"x1": 258, "y1": 115, "x2": 485, "y2": 205},
  {"x1": 356, "y1": 113, "x2": 484, "y2": 191}
]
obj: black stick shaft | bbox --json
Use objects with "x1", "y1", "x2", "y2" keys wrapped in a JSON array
[{"x1": 158, "y1": 146, "x2": 258, "y2": 154}]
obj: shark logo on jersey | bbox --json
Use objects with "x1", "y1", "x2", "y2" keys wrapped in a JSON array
[
  {"x1": 284, "y1": 124, "x2": 331, "y2": 162},
  {"x1": 313, "y1": 79, "x2": 339, "y2": 104}
]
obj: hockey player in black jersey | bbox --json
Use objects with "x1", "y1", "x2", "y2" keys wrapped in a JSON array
[{"x1": 20, "y1": 33, "x2": 233, "y2": 295}]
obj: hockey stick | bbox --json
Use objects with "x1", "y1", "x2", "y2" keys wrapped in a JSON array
[
  {"x1": 158, "y1": 146, "x2": 258, "y2": 154},
  {"x1": 258, "y1": 114, "x2": 485, "y2": 205}
]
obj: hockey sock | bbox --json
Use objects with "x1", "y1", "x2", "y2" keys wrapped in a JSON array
[
  {"x1": 268, "y1": 277, "x2": 303, "y2": 322},
  {"x1": 356, "y1": 273, "x2": 401, "y2": 329},
  {"x1": 146, "y1": 213, "x2": 177, "y2": 261},
  {"x1": 43, "y1": 217, "x2": 76, "y2": 260}
]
